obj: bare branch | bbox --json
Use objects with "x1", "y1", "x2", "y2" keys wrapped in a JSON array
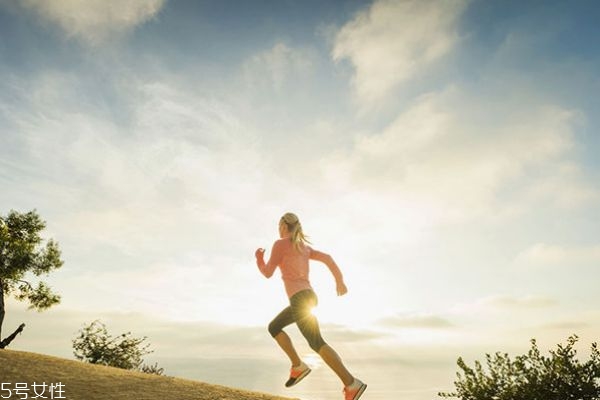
[{"x1": 0, "y1": 323, "x2": 25, "y2": 349}]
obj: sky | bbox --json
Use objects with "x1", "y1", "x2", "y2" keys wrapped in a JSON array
[{"x1": 1, "y1": 0, "x2": 600, "y2": 399}]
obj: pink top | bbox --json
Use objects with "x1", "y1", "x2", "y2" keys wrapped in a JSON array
[{"x1": 257, "y1": 238, "x2": 344, "y2": 298}]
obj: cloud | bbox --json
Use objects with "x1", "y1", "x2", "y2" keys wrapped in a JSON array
[
  {"x1": 445, "y1": 295, "x2": 567, "y2": 346},
  {"x1": 317, "y1": 86, "x2": 590, "y2": 228},
  {"x1": 517, "y1": 163, "x2": 600, "y2": 210},
  {"x1": 450, "y1": 295, "x2": 559, "y2": 321},
  {"x1": 242, "y1": 42, "x2": 315, "y2": 90},
  {"x1": 378, "y1": 313, "x2": 454, "y2": 329},
  {"x1": 318, "y1": 323, "x2": 387, "y2": 342},
  {"x1": 514, "y1": 243, "x2": 600, "y2": 269},
  {"x1": 17, "y1": 0, "x2": 165, "y2": 45},
  {"x1": 540, "y1": 321, "x2": 590, "y2": 330},
  {"x1": 538, "y1": 310, "x2": 600, "y2": 333},
  {"x1": 332, "y1": 0, "x2": 469, "y2": 104},
  {"x1": 2, "y1": 71, "x2": 268, "y2": 253},
  {"x1": 480, "y1": 295, "x2": 558, "y2": 309}
]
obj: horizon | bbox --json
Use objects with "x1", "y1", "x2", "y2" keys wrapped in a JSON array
[{"x1": 1, "y1": 1, "x2": 600, "y2": 399}]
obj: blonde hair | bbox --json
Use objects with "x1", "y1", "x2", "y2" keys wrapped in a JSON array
[{"x1": 280, "y1": 212, "x2": 311, "y2": 251}]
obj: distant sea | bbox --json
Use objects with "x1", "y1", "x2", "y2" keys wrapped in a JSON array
[{"x1": 153, "y1": 355, "x2": 457, "y2": 400}]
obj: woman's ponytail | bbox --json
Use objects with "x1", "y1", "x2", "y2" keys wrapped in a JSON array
[{"x1": 281, "y1": 212, "x2": 311, "y2": 251}]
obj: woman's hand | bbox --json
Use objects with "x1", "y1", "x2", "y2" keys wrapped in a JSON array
[
  {"x1": 336, "y1": 281, "x2": 348, "y2": 296},
  {"x1": 255, "y1": 248, "x2": 265, "y2": 261}
]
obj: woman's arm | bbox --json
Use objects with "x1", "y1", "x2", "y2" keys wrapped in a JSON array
[
  {"x1": 255, "y1": 241, "x2": 282, "y2": 278},
  {"x1": 310, "y1": 249, "x2": 348, "y2": 296}
]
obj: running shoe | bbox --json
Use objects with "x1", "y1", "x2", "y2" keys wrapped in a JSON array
[
  {"x1": 343, "y1": 378, "x2": 367, "y2": 400},
  {"x1": 285, "y1": 362, "x2": 311, "y2": 387}
]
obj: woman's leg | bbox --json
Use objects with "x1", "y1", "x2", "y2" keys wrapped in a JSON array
[
  {"x1": 292, "y1": 290, "x2": 355, "y2": 386},
  {"x1": 269, "y1": 307, "x2": 302, "y2": 366},
  {"x1": 274, "y1": 331, "x2": 302, "y2": 367},
  {"x1": 318, "y1": 344, "x2": 354, "y2": 387}
]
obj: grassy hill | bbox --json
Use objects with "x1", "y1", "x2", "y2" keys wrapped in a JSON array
[{"x1": 0, "y1": 349, "x2": 297, "y2": 400}]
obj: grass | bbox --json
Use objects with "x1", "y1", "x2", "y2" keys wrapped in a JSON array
[{"x1": 0, "y1": 349, "x2": 297, "y2": 400}]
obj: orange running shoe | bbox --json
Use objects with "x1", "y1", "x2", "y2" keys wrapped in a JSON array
[
  {"x1": 343, "y1": 378, "x2": 367, "y2": 400},
  {"x1": 285, "y1": 362, "x2": 311, "y2": 387}
]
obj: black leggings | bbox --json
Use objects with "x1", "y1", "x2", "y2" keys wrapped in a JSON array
[{"x1": 268, "y1": 289, "x2": 327, "y2": 353}]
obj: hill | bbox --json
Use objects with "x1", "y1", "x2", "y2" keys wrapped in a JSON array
[{"x1": 0, "y1": 349, "x2": 297, "y2": 400}]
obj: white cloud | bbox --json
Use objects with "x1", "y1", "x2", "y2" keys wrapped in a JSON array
[
  {"x1": 541, "y1": 320, "x2": 590, "y2": 330},
  {"x1": 519, "y1": 162, "x2": 599, "y2": 209},
  {"x1": 450, "y1": 294, "x2": 559, "y2": 320},
  {"x1": 243, "y1": 42, "x2": 315, "y2": 90},
  {"x1": 447, "y1": 294, "x2": 562, "y2": 343},
  {"x1": 333, "y1": 0, "x2": 469, "y2": 104},
  {"x1": 514, "y1": 243, "x2": 600, "y2": 268},
  {"x1": 319, "y1": 87, "x2": 586, "y2": 226},
  {"x1": 480, "y1": 295, "x2": 558, "y2": 309},
  {"x1": 2, "y1": 70, "x2": 272, "y2": 258},
  {"x1": 378, "y1": 313, "x2": 454, "y2": 329},
  {"x1": 18, "y1": 0, "x2": 165, "y2": 45}
]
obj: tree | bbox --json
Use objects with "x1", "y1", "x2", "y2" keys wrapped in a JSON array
[
  {"x1": 72, "y1": 320, "x2": 164, "y2": 375},
  {"x1": 439, "y1": 335, "x2": 600, "y2": 400},
  {"x1": 0, "y1": 210, "x2": 63, "y2": 348}
]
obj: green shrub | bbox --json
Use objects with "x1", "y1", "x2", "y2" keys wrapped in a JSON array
[
  {"x1": 73, "y1": 320, "x2": 164, "y2": 375},
  {"x1": 439, "y1": 335, "x2": 600, "y2": 400}
]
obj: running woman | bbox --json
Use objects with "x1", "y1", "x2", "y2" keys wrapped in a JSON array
[{"x1": 255, "y1": 212, "x2": 367, "y2": 400}]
